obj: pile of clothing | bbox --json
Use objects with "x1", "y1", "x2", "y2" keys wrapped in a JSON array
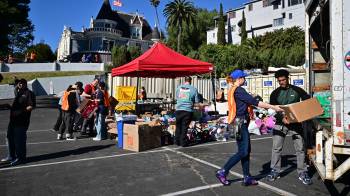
[{"x1": 248, "y1": 108, "x2": 277, "y2": 135}]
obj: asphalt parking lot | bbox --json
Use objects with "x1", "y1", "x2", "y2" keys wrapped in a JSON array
[{"x1": 0, "y1": 108, "x2": 349, "y2": 196}]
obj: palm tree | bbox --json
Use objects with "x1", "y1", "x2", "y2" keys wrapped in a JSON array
[
  {"x1": 150, "y1": 0, "x2": 162, "y2": 39},
  {"x1": 163, "y1": 0, "x2": 196, "y2": 52}
]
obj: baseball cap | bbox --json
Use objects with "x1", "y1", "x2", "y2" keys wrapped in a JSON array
[{"x1": 230, "y1": 70, "x2": 249, "y2": 79}]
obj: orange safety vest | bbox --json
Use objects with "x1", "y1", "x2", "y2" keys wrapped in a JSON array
[
  {"x1": 227, "y1": 85, "x2": 255, "y2": 124},
  {"x1": 61, "y1": 91, "x2": 70, "y2": 111},
  {"x1": 103, "y1": 90, "x2": 110, "y2": 107}
]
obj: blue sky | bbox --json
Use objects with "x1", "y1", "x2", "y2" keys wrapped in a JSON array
[{"x1": 29, "y1": 0, "x2": 249, "y2": 51}]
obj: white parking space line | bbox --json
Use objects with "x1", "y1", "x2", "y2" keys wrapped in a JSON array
[
  {"x1": 164, "y1": 147, "x2": 297, "y2": 196},
  {"x1": 0, "y1": 136, "x2": 278, "y2": 171},
  {"x1": 0, "y1": 138, "x2": 91, "y2": 147},
  {"x1": 0, "y1": 129, "x2": 52, "y2": 134},
  {"x1": 170, "y1": 136, "x2": 274, "y2": 151},
  {"x1": 0, "y1": 135, "x2": 275, "y2": 148},
  {"x1": 0, "y1": 149, "x2": 167, "y2": 172},
  {"x1": 160, "y1": 183, "x2": 223, "y2": 196}
]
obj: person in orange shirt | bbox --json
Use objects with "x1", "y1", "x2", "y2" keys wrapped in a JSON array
[
  {"x1": 215, "y1": 70, "x2": 283, "y2": 186},
  {"x1": 58, "y1": 85, "x2": 78, "y2": 140},
  {"x1": 139, "y1": 86, "x2": 147, "y2": 101},
  {"x1": 30, "y1": 52, "x2": 36, "y2": 62}
]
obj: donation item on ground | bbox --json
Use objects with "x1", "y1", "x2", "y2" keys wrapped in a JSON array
[{"x1": 123, "y1": 124, "x2": 162, "y2": 152}]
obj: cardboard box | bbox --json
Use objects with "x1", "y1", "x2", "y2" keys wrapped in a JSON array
[
  {"x1": 280, "y1": 98, "x2": 324, "y2": 123},
  {"x1": 76, "y1": 99, "x2": 90, "y2": 113},
  {"x1": 123, "y1": 124, "x2": 162, "y2": 152}
]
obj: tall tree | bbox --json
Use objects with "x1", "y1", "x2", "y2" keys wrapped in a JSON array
[
  {"x1": 217, "y1": 3, "x2": 226, "y2": 45},
  {"x1": 150, "y1": 0, "x2": 162, "y2": 39},
  {"x1": 240, "y1": 11, "x2": 247, "y2": 43},
  {"x1": 0, "y1": 0, "x2": 34, "y2": 58},
  {"x1": 26, "y1": 43, "x2": 55, "y2": 62},
  {"x1": 111, "y1": 45, "x2": 129, "y2": 67},
  {"x1": 165, "y1": 8, "x2": 217, "y2": 54},
  {"x1": 128, "y1": 46, "x2": 141, "y2": 60},
  {"x1": 163, "y1": 0, "x2": 196, "y2": 52}
]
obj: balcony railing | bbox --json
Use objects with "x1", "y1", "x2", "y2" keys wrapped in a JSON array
[{"x1": 85, "y1": 27, "x2": 122, "y2": 36}]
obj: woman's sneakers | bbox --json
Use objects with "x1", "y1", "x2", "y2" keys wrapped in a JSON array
[
  {"x1": 57, "y1": 134, "x2": 76, "y2": 141},
  {"x1": 57, "y1": 134, "x2": 63, "y2": 140},
  {"x1": 242, "y1": 176, "x2": 258, "y2": 186},
  {"x1": 215, "y1": 169, "x2": 230, "y2": 186},
  {"x1": 216, "y1": 170, "x2": 258, "y2": 186},
  {"x1": 66, "y1": 134, "x2": 76, "y2": 141}
]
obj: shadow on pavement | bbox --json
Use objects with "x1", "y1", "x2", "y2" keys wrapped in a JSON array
[
  {"x1": 0, "y1": 144, "x2": 115, "y2": 169},
  {"x1": 26, "y1": 144, "x2": 115, "y2": 163},
  {"x1": 323, "y1": 172, "x2": 350, "y2": 196},
  {"x1": 258, "y1": 155, "x2": 297, "y2": 180}
]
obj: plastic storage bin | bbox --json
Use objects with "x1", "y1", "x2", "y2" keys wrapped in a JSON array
[{"x1": 116, "y1": 115, "x2": 137, "y2": 148}]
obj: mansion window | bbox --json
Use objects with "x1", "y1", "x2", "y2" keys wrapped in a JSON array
[
  {"x1": 289, "y1": 13, "x2": 293, "y2": 19},
  {"x1": 213, "y1": 33, "x2": 215, "y2": 38},
  {"x1": 228, "y1": 11, "x2": 236, "y2": 19},
  {"x1": 131, "y1": 28, "x2": 140, "y2": 38},
  {"x1": 288, "y1": 0, "x2": 303, "y2": 6},
  {"x1": 273, "y1": 18, "x2": 284, "y2": 26},
  {"x1": 103, "y1": 40, "x2": 114, "y2": 51},
  {"x1": 248, "y1": 4, "x2": 253, "y2": 11},
  {"x1": 232, "y1": 25, "x2": 236, "y2": 32},
  {"x1": 262, "y1": 0, "x2": 269, "y2": 7}
]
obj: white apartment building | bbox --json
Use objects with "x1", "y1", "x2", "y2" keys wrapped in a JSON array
[{"x1": 207, "y1": 0, "x2": 305, "y2": 45}]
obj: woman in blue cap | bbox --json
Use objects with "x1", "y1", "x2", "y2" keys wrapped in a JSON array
[{"x1": 215, "y1": 69, "x2": 283, "y2": 186}]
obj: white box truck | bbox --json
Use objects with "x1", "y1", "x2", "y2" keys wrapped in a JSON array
[{"x1": 305, "y1": 0, "x2": 350, "y2": 181}]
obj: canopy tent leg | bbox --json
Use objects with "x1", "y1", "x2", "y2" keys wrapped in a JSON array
[
  {"x1": 211, "y1": 73, "x2": 217, "y2": 112},
  {"x1": 135, "y1": 77, "x2": 140, "y2": 115},
  {"x1": 172, "y1": 78, "x2": 175, "y2": 111}
]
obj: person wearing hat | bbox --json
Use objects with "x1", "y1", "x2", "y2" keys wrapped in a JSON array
[
  {"x1": 57, "y1": 84, "x2": 79, "y2": 140},
  {"x1": 174, "y1": 76, "x2": 200, "y2": 147},
  {"x1": 1, "y1": 78, "x2": 36, "y2": 166},
  {"x1": 215, "y1": 70, "x2": 283, "y2": 186}
]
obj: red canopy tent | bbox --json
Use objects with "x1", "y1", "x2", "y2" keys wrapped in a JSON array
[{"x1": 111, "y1": 42, "x2": 213, "y2": 78}]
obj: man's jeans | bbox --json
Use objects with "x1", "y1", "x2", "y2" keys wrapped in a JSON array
[
  {"x1": 95, "y1": 113, "x2": 106, "y2": 139},
  {"x1": 7, "y1": 124, "x2": 28, "y2": 161},
  {"x1": 270, "y1": 126, "x2": 307, "y2": 174},
  {"x1": 223, "y1": 123, "x2": 251, "y2": 177}
]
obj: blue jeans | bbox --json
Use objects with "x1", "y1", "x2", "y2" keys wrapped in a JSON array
[
  {"x1": 95, "y1": 112, "x2": 106, "y2": 139},
  {"x1": 223, "y1": 123, "x2": 251, "y2": 177}
]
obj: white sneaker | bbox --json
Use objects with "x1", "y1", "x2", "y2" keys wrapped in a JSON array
[
  {"x1": 92, "y1": 137, "x2": 101, "y2": 141},
  {"x1": 66, "y1": 134, "x2": 76, "y2": 141},
  {"x1": 1, "y1": 157, "x2": 13, "y2": 162},
  {"x1": 57, "y1": 134, "x2": 63, "y2": 140}
]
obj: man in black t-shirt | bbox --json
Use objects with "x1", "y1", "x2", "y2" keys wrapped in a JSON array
[{"x1": 266, "y1": 69, "x2": 312, "y2": 185}]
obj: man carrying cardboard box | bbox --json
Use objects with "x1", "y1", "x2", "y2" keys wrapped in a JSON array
[{"x1": 266, "y1": 69, "x2": 312, "y2": 185}]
